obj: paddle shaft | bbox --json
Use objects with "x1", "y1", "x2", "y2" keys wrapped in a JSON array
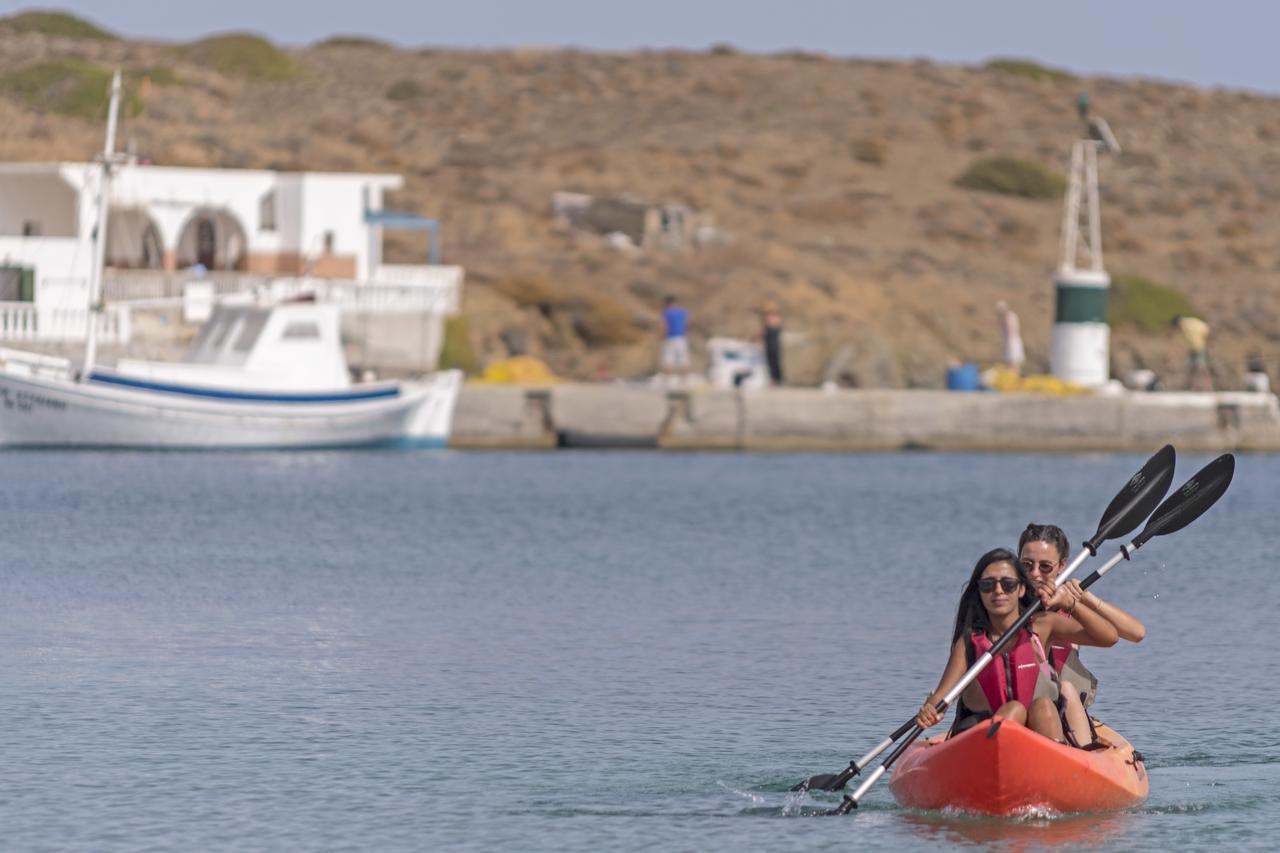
[{"x1": 834, "y1": 541, "x2": 1135, "y2": 814}]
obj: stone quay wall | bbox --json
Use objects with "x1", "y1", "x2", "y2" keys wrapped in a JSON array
[{"x1": 451, "y1": 384, "x2": 1280, "y2": 453}]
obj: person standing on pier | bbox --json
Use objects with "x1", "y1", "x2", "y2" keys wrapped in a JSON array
[
  {"x1": 760, "y1": 301, "x2": 784, "y2": 386},
  {"x1": 660, "y1": 295, "x2": 690, "y2": 384},
  {"x1": 1171, "y1": 315, "x2": 1213, "y2": 391},
  {"x1": 996, "y1": 301, "x2": 1025, "y2": 377}
]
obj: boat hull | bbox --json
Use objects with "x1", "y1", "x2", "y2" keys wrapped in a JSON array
[
  {"x1": 889, "y1": 719, "x2": 1148, "y2": 815},
  {"x1": 0, "y1": 368, "x2": 462, "y2": 449}
]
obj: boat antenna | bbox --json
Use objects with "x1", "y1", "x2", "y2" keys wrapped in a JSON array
[{"x1": 80, "y1": 69, "x2": 122, "y2": 381}]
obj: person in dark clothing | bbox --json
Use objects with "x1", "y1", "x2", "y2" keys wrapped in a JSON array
[{"x1": 761, "y1": 301, "x2": 783, "y2": 385}]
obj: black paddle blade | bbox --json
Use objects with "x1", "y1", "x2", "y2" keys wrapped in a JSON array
[
  {"x1": 1133, "y1": 454, "x2": 1234, "y2": 546},
  {"x1": 790, "y1": 773, "x2": 844, "y2": 793},
  {"x1": 1084, "y1": 444, "x2": 1176, "y2": 551}
]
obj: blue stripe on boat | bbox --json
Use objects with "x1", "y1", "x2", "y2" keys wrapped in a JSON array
[{"x1": 88, "y1": 371, "x2": 401, "y2": 403}]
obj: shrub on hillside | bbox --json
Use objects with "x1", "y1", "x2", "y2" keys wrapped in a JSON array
[
  {"x1": 314, "y1": 35, "x2": 392, "y2": 51},
  {"x1": 495, "y1": 275, "x2": 566, "y2": 313},
  {"x1": 984, "y1": 58, "x2": 1075, "y2": 82},
  {"x1": 136, "y1": 66, "x2": 185, "y2": 88},
  {"x1": 187, "y1": 33, "x2": 299, "y2": 81},
  {"x1": 1108, "y1": 273, "x2": 1197, "y2": 332},
  {"x1": 0, "y1": 60, "x2": 143, "y2": 119},
  {"x1": 573, "y1": 295, "x2": 641, "y2": 347},
  {"x1": 438, "y1": 315, "x2": 479, "y2": 375},
  {"x1": 955, "y1": 156, "x2": 1065, "y2": 199},
  {"x1": 0, "y1": 10, "x2": 116, "y2": 40},
  {"x1": 385, "y1": 79, "x2": 425, "y2": 102},
  {"x1": 851, "y1": 138, "x2": 887, "y2": 165}
]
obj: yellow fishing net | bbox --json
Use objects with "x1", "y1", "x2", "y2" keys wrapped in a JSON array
[
  {"x1": 477, "y1": 356, "x2": 561, "y2": 384},
  {"x1": 985, "y1": 366, "x2": 1089, "y2": 396}
]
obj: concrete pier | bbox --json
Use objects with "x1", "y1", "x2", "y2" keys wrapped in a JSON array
[{"x1": 451, "y1": 384, "x2": 1280, "y2": 452}]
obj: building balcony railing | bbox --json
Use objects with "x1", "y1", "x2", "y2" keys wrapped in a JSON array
[
  {"x1": 0, "y1": 265, "x2": 463, "y2": 344},
  {"x1": 97, "y1": 265, "x2": 463, "y2": 309},
  {"x1": 0, "y1": 303, "x2": 131, "y2": 344}
]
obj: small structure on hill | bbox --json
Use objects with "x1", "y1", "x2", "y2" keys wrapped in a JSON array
[
  {"x1": 551, "y1": 191, "x2": 717, "y2": 251},
  {"x1": 1050, "y1": 102, "x2": 1120, "y2": 389}
]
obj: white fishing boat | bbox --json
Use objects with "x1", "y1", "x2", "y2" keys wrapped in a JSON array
[{"x1": 0, "y1": 72, "x2": 461, "y2": 449}]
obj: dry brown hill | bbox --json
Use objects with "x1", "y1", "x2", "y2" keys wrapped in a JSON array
[{"x1": 2, "y1": 21, "x2": 1278, "y2": 387}]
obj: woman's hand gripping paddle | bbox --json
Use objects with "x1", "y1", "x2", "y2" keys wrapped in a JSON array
[
  {"x1": 829, "y1": 451, "x2": 1233, "y2": 815},
  {"x1": 790, "y1": 445, "x2": 1175, "y2": 795}
]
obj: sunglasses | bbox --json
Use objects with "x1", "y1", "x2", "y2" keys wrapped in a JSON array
[{"x1": 978, "y1": 577, "x2": 1021, "y2": 594}]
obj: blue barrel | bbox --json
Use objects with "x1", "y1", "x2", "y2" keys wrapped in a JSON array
[{"x1": 946, "y1": 363, "x2": 981, "y2": 391}]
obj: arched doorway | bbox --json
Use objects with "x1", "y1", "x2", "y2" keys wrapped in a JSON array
[
  {"x1": 105, "y1": 208, "x2": 165, "y2": 269},
  {"x1": 176, "y1": 209, "x2": 248, "y2": 271}
]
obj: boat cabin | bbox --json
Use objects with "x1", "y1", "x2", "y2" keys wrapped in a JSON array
[{"x1": 111, "y1": 302, "x2": 353, "y2": 392}]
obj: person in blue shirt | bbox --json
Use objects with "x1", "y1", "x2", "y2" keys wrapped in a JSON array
[{"x1": 660, "y1": 295, "x2": 690, "y2": 381}]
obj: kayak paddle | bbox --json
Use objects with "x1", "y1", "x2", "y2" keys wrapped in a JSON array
[
  {"x1": 791, "y1": 444, "x2": 1175, "y2": 794},
  {"x1": 830, "y1": 452, "x2": 1234, "y2": 815}
]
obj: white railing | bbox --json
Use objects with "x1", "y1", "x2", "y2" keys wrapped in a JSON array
[
  {"x1": 264, "y1": 276, "x2": 459, "y2": 314},
  {"x1": 98, "y1": 267, "x2": 463, "y2": 312},
  {"x1": 97, "y1": 271, "x2": 270, "y2": 301},
  {"x1": 0, "y1": 266, "x2": 461, "y2": 344},
  {"x1": 0, "y1": 302, "x2": 131, "y2": 344}
]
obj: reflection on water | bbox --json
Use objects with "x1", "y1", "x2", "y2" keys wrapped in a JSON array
[{"x1": 898, "y1": 810, "x2": 1136, "y2": 849}]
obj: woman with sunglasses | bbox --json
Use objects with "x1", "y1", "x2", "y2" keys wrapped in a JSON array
[
  {"x1": 1018, "y1": 523, "x2": 1146, "y2": 734},
  {"x1": 914, "y1": 548, "x2": 1118, "y2": 745},
  {"x1": 1019, "y1": 523, "x2": 1146, "y2": 647}
]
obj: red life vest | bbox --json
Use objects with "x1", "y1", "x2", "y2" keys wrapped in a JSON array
[
  {"x1": 970, "y1": 628, "x2": 1054, "y2": 711},
  {"x1": 1047, "y1": 609, "x2": 1078, "y2": 676},
  {"x1": 1048, "y1": 638, "x2": 1072, "y2": 675}
]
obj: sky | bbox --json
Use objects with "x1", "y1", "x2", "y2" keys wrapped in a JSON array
[{"x1": 4, "y1": 1, "x2": 1278, "y2": 94}]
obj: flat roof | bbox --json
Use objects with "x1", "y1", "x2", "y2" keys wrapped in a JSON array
[{"x1": 0, "y1": 162, "x2": 403, "y2": 185}]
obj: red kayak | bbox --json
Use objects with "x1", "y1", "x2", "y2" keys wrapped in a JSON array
[{"x1": 889, "y1": 718, "x2": 1148, "y2": 815}]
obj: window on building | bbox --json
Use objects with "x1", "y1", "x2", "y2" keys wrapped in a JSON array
[
  {"x1": 22, "y1": 220, "x2": 40, "y2": 237},
  {"x1": 259, "y1": 190, "x2": 276, "y2": 232}
]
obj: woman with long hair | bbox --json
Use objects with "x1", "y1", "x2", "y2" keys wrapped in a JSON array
[
  {"x1": 1017, "y1": 523, "x2": 1146, "y2": 735},
  {"x1": 915, "y1": 548, "x2": 1118, "y2": 744}
]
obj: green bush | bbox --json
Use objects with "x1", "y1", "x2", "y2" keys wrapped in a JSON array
[
  {"x1": 0, "y1": 60, "x2": 143, "y2": 119},
  {"x1": 136, "y1": 66, "x2": 184, "y2": 87},
  {"x1": 495, "y1": 275, "x2": 566, "y2": 312},
  {"x1": 1108, "y1": 273, "x2": 1197, "y2": 332},
  {"x1": 851, "y1": 137, "x2": 887, "y2": 165},
  {"x1": 573, "y1": 295, "x2": 641, "y2": 346},
  {"x1": 955, "y1": 156, "x2": 1066, "y2": 199},
  {"x1": 385, "y1": 79, "x2": 425, "y2": 102},
  {"x1": 0, "y1": 10, "x2": 117, "y2": 40},
  {"x1": 984, "y1": 58, "x2": 1075, "y2": 82},
  {"x1": 314, "y1": 35, "x2": 392, "y2": 50},
  {"x1": 187, "y1": 33, "x2": 299, "y2": 81},
  {"x1": 438, "y1": 315, "x2": 479, "y2": 374}
]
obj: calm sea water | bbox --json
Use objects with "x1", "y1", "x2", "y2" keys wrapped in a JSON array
[{"x1": 0, "y1": 450, "x2": 1275, "y2": 851}]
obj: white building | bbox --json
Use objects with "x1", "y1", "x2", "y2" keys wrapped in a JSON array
[{"x1": 0, "y1": 163, "x2": 460, "y2": 363}]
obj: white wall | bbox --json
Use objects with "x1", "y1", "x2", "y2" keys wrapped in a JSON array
[
  {"x1": 274, "y1": 174, "x2": 304, "y2": 253},
  {"x1": 111, "y1": 165, "x2": 275, "y2": 251},
  {"x1": 0, "y1": 173, "x2": 79, "y2": 237},
  {"x1": 298, "y1": 174, "x2": 400, "y2": 277},
  {"x1": 0, "y1": 238, "x2": 92, "y2": 290}
]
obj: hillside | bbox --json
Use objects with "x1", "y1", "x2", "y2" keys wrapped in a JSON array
[{"x1": 1, "y1": 18, "x2": 1278, "y2": 387}]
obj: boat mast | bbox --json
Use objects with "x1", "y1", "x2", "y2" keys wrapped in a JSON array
[{"x1": 81, "y1": 70, "x2": 122, "y2": 380}]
